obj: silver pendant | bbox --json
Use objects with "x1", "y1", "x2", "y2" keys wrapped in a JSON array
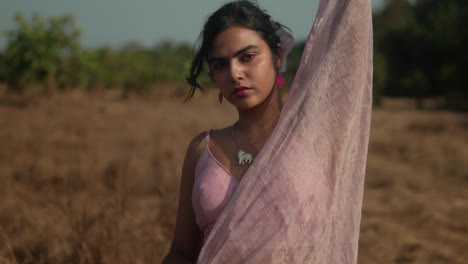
[{"x1": 237, "y1": 150, "x2": 255, "y2": 165}]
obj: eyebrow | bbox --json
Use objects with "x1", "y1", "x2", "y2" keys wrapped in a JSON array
[{"x1": 208, "y1": 45, "x2": 258, "y2": 63}]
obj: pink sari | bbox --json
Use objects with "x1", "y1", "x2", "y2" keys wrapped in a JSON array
[{"x1": 198, "y1": 0, "x2": 373, "y2": 262}]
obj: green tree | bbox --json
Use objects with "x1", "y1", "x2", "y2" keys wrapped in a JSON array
[
  {"x1": 374, "y1": 0, "x2": 468, "y2": 110},
  {"x1": 375, "y1": 0, "x2": 430, "y2": 107},
  {"x1": 414, "y1": 0, "x2": 468, "y2": 109},
  {"x1": 2, "y1": 13, "x2": 82, "y2": 91}
]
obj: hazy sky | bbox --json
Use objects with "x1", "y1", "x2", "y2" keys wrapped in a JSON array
[{"x1": 0, "y1": 0, "x2": 386, "y2": 48}]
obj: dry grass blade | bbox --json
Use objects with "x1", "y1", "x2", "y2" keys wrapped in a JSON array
[{"x1": 0, "y1": 227, "x2": 18, "y2": 264}]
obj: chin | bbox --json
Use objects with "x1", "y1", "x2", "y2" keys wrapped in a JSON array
[{"x1": 233, "y1": 100, "x2": 262, "y2": 111}]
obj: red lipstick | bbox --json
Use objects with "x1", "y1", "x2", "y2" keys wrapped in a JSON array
[{"x1": 233, "y1": 86, "x2": 250, "y2": 97}]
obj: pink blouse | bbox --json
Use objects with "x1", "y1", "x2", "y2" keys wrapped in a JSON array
[{"x1": 192, "y1": 130, "x2": 239, "y2": 238}]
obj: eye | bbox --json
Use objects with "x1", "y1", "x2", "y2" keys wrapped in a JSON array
[
  {"x1": 241, "y1": 53, "x2": 256, "y2": 62},
  {"x1": 210, "y1": 61, "x2": 227, "y2": 71}
]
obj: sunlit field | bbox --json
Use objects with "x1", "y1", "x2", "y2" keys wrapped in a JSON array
[{"x1": 0, "y1": 88, "x2": 466, "y2": 263}]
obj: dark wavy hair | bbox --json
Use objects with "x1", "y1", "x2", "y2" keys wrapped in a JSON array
[{"x1": 186, "y1": 0, "x2": 289, "y2": 99}]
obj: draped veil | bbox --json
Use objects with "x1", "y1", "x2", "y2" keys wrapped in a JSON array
[{"x1": 198, "y1": 0, "x2": 373, "y2": 262}]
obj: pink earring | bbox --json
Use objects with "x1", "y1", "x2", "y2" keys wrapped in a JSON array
[
  {"x1": 276, "y1": 74, "x2": 285, "y2": 87},
  {"x1": 218, "y1": 92, "x2": 223, "y2": 104}
]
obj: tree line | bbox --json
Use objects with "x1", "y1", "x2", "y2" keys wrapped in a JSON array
[
  {"x1": 0, "y1": 0, "x2": 466, "y2": 110},
  {"x1": 373, "y1": 0, "x2": 467, "y2": 110}
]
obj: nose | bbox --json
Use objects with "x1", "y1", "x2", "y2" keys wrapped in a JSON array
[{"x1": 229, "y1": 60, "x2": 243, "y2": 83}]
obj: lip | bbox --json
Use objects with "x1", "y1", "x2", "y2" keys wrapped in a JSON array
[
  {"x1": 232, "y1": 86, "x2": 251, "y2": 95},
  {"x1": 232, "y1": 86, "x2": 251, "y2": 97}
]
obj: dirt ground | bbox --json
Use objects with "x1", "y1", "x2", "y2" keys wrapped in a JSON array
[{"x1": 0, "y1": 89, "x2": 466, "y2": 263}]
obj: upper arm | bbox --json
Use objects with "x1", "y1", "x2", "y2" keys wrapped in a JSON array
[{"x1": 166, "y1": 132, "x2": 205, "y2": 261}]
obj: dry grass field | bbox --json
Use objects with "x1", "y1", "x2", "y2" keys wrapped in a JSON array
[{"x1": 0, "y1": 88, "x2": 466, "y2": 263}]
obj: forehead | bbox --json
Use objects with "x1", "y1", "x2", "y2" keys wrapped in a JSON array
[{"x1": 209, "y1": 26, "x2": 267, "y2": 57}]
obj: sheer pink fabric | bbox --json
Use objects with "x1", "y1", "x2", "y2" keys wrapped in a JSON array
[{"x1": 197, "y1": 0, "x2": 373, "y2": 262}]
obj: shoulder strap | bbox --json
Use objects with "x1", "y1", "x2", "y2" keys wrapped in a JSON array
[{"x1": 205, "y1": 129, "x2": 211, "y2": 147}]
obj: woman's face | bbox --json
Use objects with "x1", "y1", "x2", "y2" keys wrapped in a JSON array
[{"x1": 208, "y1": 26, "x2": 281, "y2": 110}]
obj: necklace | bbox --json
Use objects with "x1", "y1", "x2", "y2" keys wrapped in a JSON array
[{"x1": 232, "y1": 122, "x2": 255, "y2": 166}]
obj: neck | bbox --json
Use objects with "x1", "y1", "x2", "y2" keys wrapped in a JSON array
[{"x1": 235, "y1": 88, "x2": 283, "y2": 148}]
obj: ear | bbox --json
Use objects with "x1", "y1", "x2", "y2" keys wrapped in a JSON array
[{"x1": 275, "y1": 44, "x2": 284, "y2": 70}]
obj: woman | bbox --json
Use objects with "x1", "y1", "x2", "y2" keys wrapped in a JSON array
[
  {"x1": 164, "y1": 0, "x2": 372, "y2": 263},
  {"x1": 163, "y1": 1, "x2": 293, "y2": 262}
]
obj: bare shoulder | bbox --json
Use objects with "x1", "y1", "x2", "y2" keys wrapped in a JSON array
[
  {"x1": 208, "y1": 125, "x2": 233, "y2": 147},
  {"x1": 205, "y1": 126, "x2": 235, "y2": 170},
  {"x1": 185, "y1": 130, "x2": 207, "y2": 163},
  {"x1": 180, "y1": 130, "x2": 209, "y2": 177}
]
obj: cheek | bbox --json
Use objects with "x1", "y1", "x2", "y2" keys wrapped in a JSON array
[
  {"x1": 251, "y1": 59, "x2": 276, "y2": 84},
  {"x1": 211, "y1": 71, "x2": 228, "y2": 85}
]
